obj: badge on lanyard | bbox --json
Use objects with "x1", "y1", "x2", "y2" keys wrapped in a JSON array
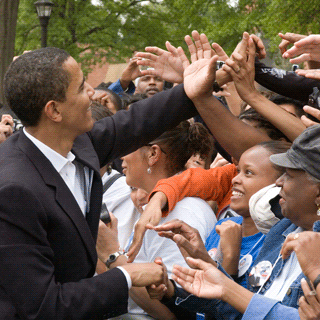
[
  {"x1": 248, "y1": 260, "x2": 273, "y2": 287},
  {"x1": 238, "y1": 254, "x2": 253, "y2": 277}
]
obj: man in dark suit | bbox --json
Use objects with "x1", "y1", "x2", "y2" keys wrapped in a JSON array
[{"x1": 0, "y1": 48, "x2": 197, "y2": 319}]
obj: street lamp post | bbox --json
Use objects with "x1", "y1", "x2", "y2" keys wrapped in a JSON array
[{"x1": 34, "y1": 0, "x2": 54, "y2": 48}]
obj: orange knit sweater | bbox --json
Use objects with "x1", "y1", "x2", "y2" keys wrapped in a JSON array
[{"x1": 151, "y1": 164, "x2": 238, "y2": 217}]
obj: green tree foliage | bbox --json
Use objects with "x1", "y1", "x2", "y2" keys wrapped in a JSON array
[
  {"x1": 15, "y1": 0, "x2": 320, "y2": 74},
  {"x1": 16, "y1": 0, "x2": 173, "y2": 73}
]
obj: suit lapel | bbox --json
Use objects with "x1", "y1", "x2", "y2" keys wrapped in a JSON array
[{"x1": 18, "y1": 131, "x2": 98, "y2": 265}]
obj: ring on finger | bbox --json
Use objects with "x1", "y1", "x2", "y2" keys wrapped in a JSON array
[{"x1": 309, "y1": 290, "x2": 317, "y2": 296}]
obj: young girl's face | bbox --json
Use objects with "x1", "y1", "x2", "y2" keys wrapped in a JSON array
[{"x1": 230, "y1": 146, "x2": 280, "y2": 217}]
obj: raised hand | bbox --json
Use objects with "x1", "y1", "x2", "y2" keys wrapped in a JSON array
[
  {"x1": 119, "y1": 56, "x2": 143, "y2": 89},
  {"x1": 282, "y1": 34, "x2": 320, "y2": 64},
  {"x1": 153, "y1": 219, "x2": 214, "y2": 265},
  {"x1": 278, "y1": 32, "x2": 306, "y2": 55},
  {"x1": 179, "y1": 30, "x2": 218, "y2": 101},
  {"x1": 222, "y1": 35, "x2": 256, "y2": 100},
  {"x1": 135, "y1": 41, "x2": 184, "y2": 83},
  {"x1": 250, "y1": 34, "x2": 267, "y2": 59},
  {"x1": 172, "y1": 257, "x2": 226, "y2": 299}
]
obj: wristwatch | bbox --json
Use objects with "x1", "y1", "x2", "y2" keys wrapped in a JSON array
[{"x1": 105, "y1": 251, "x2": 124, "y2": 268}]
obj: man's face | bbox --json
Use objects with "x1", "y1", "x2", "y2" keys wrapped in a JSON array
[
  {"x1": 136, "y1": 75, "x2": 164, "y2": 97},
  {"x1": 276, "y1": 168, "x2": 319, "y2": 230},
  {"x1": 57, "y1": 57, "x2": 95, "y2": 137}
]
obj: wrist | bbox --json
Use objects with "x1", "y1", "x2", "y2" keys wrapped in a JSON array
[
  {"x1": 166, "y1": 279, "x2": 175, "y2": 299},
  {"x1": 120, "y1": 78, "x2": 132, "y2": 90},
  {"x1": 192, "y1": 94, "x2": 216, "y2": 107},
  {"x1": 308, "y1": 268, "x2": 320, "y2": 283},
  {"x1": 216, "y1": 69, "x2": 232, "y2": 86},
  {"x1": 242, "y1": 90, "x2": 262, "y2": 104},
  {"x1": 153, "y1": 191, "x2": 168, "y2": 209}
]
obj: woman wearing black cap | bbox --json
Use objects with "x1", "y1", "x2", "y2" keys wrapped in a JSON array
[{"x1": 168, "y1": 125, "x2": 320, "y2": 320}]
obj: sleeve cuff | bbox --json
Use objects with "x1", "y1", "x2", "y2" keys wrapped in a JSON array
[{"x1": 116, "y1": 266, "x2": 132, "y2": 289}]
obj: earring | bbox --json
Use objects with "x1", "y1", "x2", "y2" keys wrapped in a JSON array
[
  {"x1": 147, "y1": 167, "x2": 151, "y2": 174},
  {"x1": 317, "y1": 204, "x2": 320, "y2": 216}
]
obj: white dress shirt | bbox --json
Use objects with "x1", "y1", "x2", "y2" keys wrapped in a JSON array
[
  {"x1": 23, "y1": 128, "x2": 132, "y2": 288},
  {"x1": 24, "y1": 128, "x2": 91, "y2": 216}
]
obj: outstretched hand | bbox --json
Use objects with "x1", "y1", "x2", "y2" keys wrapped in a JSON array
[
  {"x1": 172, "y1": 257, "x2": 225, "y2": 299},
  {"x1": 278, "y1": 32, "x2": 306, "y2": 55},
  {"x1": 135, "y1": 41, "x2": 184, "y2": 83},
  {"x1": 153, "y1": 219, "x2": 214, "y2": 266},
  {"x1": 120, "y1": 56, "x2": 143, "y2": 83},
  {"x1": 282, "y1": 34, "x2": 320, "y2": 64},
  {"x1": 127, "y1": 191, "x2": 167, "y2": 262},
  {"x1": 179, "y1": 30, "x2": 218, "y2": 101},
  {"x1": 222, "y1": 35, "x2": 256, "y2": 100}
]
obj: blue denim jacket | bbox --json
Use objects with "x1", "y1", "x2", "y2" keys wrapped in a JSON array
[
  {"x1": 174, "y1": 219, "x2": 320, "y2": 320},
  {"x1": 108, "y1": 79, "x2": 135, "y2": 97}
]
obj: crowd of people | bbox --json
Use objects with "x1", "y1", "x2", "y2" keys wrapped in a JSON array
[{"x1": 1, "y1": 29, "x2": 320, "y2": 320}]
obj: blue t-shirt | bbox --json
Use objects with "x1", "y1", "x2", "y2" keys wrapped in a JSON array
[{"x1": 205, "y1": 216, "x2": 265, "y2": 287}]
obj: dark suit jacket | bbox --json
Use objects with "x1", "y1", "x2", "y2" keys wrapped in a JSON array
[{"x1": 0, "y1": 85, "x2": 197, "y2": 319}]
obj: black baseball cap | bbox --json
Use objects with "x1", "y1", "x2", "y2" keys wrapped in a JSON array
[{"x1": 270, "y1": 125, "x2": 320, "y2": 180}]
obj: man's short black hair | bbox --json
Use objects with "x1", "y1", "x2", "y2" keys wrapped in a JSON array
[{"x1": 4, "y1": 47, "x2": 71, "y2": 127}]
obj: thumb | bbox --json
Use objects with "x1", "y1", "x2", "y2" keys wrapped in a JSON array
[
  {"x1": 154, "y1": 256, "x2": 163, "y2": 265},
  {"x1": 186, "y1": 257, "x2": 211, "y2": 271}
]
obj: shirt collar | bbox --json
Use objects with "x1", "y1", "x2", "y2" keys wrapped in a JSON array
[{"x1": 23, "y1": 127, "x2": 75, "y2": 173}]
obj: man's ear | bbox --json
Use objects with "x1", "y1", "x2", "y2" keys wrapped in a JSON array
[
  {"x1": 44, "y1": 101, "x2": 62, "y2": 123},
  {"x1": 147, "y1": 145, "x2": 162, "y2": 167}
]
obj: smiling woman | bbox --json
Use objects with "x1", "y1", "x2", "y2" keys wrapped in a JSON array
[{"x1": 168, "y1": 125, "x2": 320, "y2": 320}]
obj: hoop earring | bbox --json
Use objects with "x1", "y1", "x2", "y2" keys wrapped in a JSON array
[
  {"x1": 317, "y1": 204, "x2": 320, "y2": 216},
  {"x1": 147, "y1": 167, "x2": 151, "y2": 174}
]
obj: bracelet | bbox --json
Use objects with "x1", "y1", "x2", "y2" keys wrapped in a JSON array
[{"x1": 313, "y1": 274, "x2": 320, "y2": 290}]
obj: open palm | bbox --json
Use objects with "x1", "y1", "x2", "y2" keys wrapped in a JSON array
[
  {"x1": 172, "y1": 257, "x2": 225, "y2": 300},
  {"x1": 183, "y1": 57, "x2": 217, "y2": 100}
]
